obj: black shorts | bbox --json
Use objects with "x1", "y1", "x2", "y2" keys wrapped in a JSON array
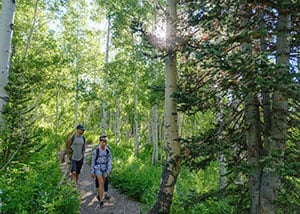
[{"x1": 71, "y1": 158, "x2": 84, "y2": 174}]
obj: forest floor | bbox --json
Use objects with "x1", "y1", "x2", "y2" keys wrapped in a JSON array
[{"x1": 60, "y1": 144, "x2": 147, "y2": 214}]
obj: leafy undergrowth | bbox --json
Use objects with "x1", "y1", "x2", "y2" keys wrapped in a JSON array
[
  {"x1": 108, "y1": 141, "x2": 233, "y2": 213},
  {"x1": 0, "y1": 133, "x2": 80, "y2": 214},
  {"x1": 108, "y1": 142, "x2": 161, "y2": 208}
]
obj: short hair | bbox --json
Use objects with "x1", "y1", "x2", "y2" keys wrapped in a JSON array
[{"x1": 99, "y1": 134, "x2": 107, "y2": 142}]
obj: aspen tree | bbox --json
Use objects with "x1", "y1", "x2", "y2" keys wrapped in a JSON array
[{"x1": 0, "y1": 0, "x2": 16, "y2": 122}]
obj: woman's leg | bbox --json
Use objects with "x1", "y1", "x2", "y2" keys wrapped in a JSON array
[
  {"x1": 104, "y1": 177, "x2": 109, "y2": 197},
  {"x1": 96, "y1": 175, "x2": 105, "y2": 201}
]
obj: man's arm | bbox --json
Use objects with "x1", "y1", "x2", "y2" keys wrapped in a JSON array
[{"x1": 82, "y1": 136, "x2": 86, "y2": 158}]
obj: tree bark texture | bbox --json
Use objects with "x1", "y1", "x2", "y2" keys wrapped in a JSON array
[
  {"x1": 75, "y1": 49, "x2": 79, "y2": 126},
  {"x1": 246, "y1": 95, "x2": 263, "y2": 214},
  {"x1": 0, "y1": 0, "x2": 16, "y2": 122},
  {"x1": 259, "y1": 9, "x2": 290, "y2": 214},
  {"x1": 152, "y1": 105, "x2": 159, "y2": 164},
  {"x1": 246, "y1": 6, "x2": 290, "y2": 214},
  {"x1": 102, "y1": 16, "x2": 110, "y2": 135},
  {"x1": 149, "y1": 0, "x2": 181, "y2": 213}
]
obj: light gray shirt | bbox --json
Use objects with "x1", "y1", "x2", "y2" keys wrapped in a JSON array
[{"x1": 71, "y1": 134, "x2": 85, "y2": 161}]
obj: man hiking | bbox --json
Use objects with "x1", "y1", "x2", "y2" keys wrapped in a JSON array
[{"x1": 61, "y1": 124, "x2": 86, "y2": 188}]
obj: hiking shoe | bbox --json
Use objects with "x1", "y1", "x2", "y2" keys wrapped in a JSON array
[
  {"x1": 104, "y1": 194, "x2": 110, "y2": 200},
  {"x1": 99, "y1": 201, "x2": 104, "y2": 208}
]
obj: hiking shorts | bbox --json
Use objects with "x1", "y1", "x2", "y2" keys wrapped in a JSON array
[
  {"x1": 71, "y1": 158, "x2": 84, "y2": 174},
  {"x1": 95, "y1": 169, "x2": 108, "y2": 177}
]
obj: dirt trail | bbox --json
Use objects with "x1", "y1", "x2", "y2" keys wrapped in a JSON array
[{"x1": 61, "y1": 144, "x2": 146, "y2": 214}]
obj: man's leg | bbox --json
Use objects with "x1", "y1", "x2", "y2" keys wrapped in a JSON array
[
  {"x1": 71, "y1": 172, "x2": 77, "y2": 187},
  {"x1": 77, "y1": 158, "x2": 84, "y2": 186},
  {"x1": 71, "y1": 160, "x2": 78, "y2": 187},
  {"x1": 72, "y1": 158, "x2": 83, "y2": 188}
]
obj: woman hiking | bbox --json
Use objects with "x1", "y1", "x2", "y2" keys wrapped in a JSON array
[{"x1": 91, "y1": 136, "x2": 112, "y2": 208}]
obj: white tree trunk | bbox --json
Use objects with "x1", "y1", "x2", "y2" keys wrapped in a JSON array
[
  {"x1": 23, "y1": 0, "x2": 38, "y2": 61},
  {"x1": 75, "y1": 49, "x2": 79, "y2": 126},
  {"x1": 150, "y1": 0, "x2": 181, "y2": 212},
  {"x1": 152, "y1": 105, "x2": 159, "y2": 164},
  {"x1": 151, "y1": 11, "x2": 159, "y2": 164},
  {"x1": 134, "y1": 82, "x2": 139, "y2": 156},
  {"x1": 116, "y1": 96, "x2": 121, "y2": 144},
  {"x1": 133, "y1": 52, "x2": 139, "y2": 157},
  {"x1": 0, "y1": 0, "x2": 16, "y2": 122},
  {"x1": 55, "y1": 85, "x2": 59, "y2": 135},
  {"x1": 102, "y1": 16, "x2": 110, "y2": 135}
]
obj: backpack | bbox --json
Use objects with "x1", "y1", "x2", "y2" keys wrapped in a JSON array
[
  {"x1": 94, "y1": 147, "x2": 110, "y2": 165},
  {"x1": 66, "y1": 134, "x2": 86, "y2": 160}
]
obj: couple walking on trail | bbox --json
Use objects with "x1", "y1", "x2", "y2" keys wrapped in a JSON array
[{"x1": 61, "y1": 124, "x2": 112, "y2": 209}]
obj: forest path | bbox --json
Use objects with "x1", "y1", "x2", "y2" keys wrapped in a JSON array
[{"x1": 61, "y1": 144, "x2": 146, "y2": 214}]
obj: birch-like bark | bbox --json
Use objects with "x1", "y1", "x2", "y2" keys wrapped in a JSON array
[
  {"x1": 55, "y1": 84, "x2": 59, "y2": 135},
  {"x1": 101, "y1": 16, "x2": 110, "y2": 135},
  {"x1": 149, "y1": 0, "x2": 181, "y2": 212},
  {"x1": 75, "y1": 47, "x2": 79, "y2": 126},
  {"x1": 23, "y1": 0, "x2": 38, "y2": 62},
  {"x1": 151, "y1": 105, "x2": 159, "y2": 164},
  {"x1": 0, "y1": 0, "x2": 16, "y2": 122},
  {"x1": 151, "y1": 14, "x2": 159, "y2": 164},
  {"x1": 134, "y1": 68, "x2": 139, "y2": 156},
  {"x1": 116, "y1": 96, "x2": 121, "y2": 144},
  {"x1": 132, "y1": 33, "x2": 139, "y2": 157}
]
